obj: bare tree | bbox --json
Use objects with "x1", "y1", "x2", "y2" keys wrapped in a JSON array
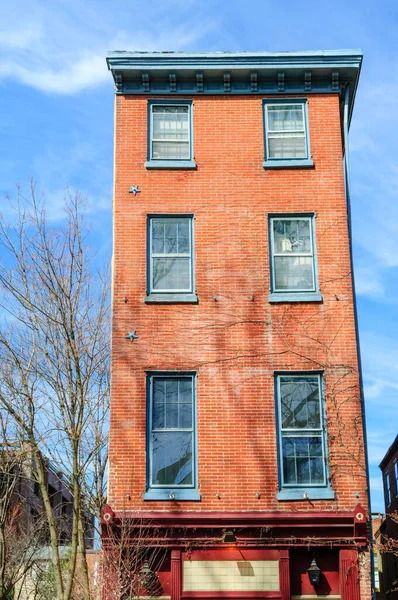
[
  {"x1": 0, "y1": 184, "x2": 110, "y2": 600},
  {"x1": 101, "y1": 513, "x2": 169, "y2": 600},
  {"x1": 0, "y1": 415, "x2": 49, "y2": 600}
]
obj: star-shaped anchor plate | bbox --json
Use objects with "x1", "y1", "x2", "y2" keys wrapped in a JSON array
[
  {"x1": 129, "y1": 185, "x2": 141, "y2": 196},
  {"x1": 125, "y1": 331, "x2": 138, "y2": 342}
]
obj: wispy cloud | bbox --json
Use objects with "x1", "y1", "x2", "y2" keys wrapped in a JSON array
[
  {"x1": 350, "y1": 79, "x2": 398, "y2": 272},
  {"x1": 0, "y1": 1, "x2": 217, "y2": 94},
  {"x1": 354, "y1": 265, "x2": 385, "y2": 300},
  {"x1": 361, "y1": 331, "x2": 398, "y2": 406}
]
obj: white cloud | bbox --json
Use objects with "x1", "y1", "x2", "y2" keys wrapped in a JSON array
[
  {"x1": 0, "y1": 1, "x2": 216, "y2": 94},
  {"x1": 350, "y1": 79, "x2": 398, "y2": 271},
  {"x1": 354, "y1": 266, "x2": 385, "y2": 300},
  {"x1": 361, "y1": 332, "x2": 398, "y2": 407},
  {"x1": 0, "y1": 25, "x2": 43, "y2": 49}
]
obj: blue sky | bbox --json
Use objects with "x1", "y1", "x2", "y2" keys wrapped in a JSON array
[{"x1": 1, "y1": 0, "x2": 397, "y2": 512}]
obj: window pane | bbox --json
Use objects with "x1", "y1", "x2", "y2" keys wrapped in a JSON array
[
  {"x1": 152, "y1": 141, "x2": 190, "y2": 160},
  {"x1": 152, "y1": 221, "x2": 165, "y2": 253},
  {"x1": 268, "y1": 105, "x2": 304, "y2": 131},
  {"x1": 180, "y1": 403, "x2": 192, "y2": 428},
  {"x1": 152, "y1": 378, "x2": 193, "y2": 430},
  {"x1": 273, "y1": 219, "x2": 311, "y2": 254},
  {"x1": 274, "y1": 256, "x2": 314, "y2": 291},
  {"x1": 310, "y1": 457, "x2": 325, "y2": 483},
  {"x1": 166, "y1": 404, "x2": 178, "y2": 428},
  {"x1": 153, "y1": 379, "x2": 165, "y2": 403},
  {"x1": 153, "y1": 402, "x2": 165, "y2": 429},
  {"x1": 268, "y1": 133, "x2": 306, "y2": 158},
  {"x1": 152, "y1": 219, "x2": 190, "y2": 255},
  {"x1": 282, "y1": 436, "x2": 324, "y2": 485},
  {"x1": 152, "y1": 431, "x2": 192, "y2": 485},
  {"x1": 165, "y1": 379, "x2": 178, "y2": 403},
  {"x1": 152, "y1": 106, "x2": 189, "y2": 140},
  {"x1": 163, "y1": 221, "x2": 178, "y2": 254},
  {"x1": 177, "y1": 221, "x2": 190, "y2": 253},
  {"x1": 152, "y1": 257, "x2": 190, "y2": 290},
  {"x1": 280, "y1": 378, "x2": 320, "y2": 429}
]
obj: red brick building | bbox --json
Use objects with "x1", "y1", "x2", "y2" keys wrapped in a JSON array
[{"x1": 103, "y1": 50, "x2": 371, "y2": 600}]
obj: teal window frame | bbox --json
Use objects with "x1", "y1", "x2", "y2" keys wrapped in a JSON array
[
  {"x1": 394, "y1": 460, "x2": 398, "y2": 498},
  {"x1": 275, "y1": 373, "x2": 334, "y2": 501},
  {"x1": 262, "y1": 98, "x2": 314, "y2": 169},
  {"x1": 145, "y1": 99, "x2": 196, "y2": 169},
  {"x1": 268, "y1": 213, "x2": 322, "y2": 303},
  {"x1": 144, "y1": 372, "x2": 200, "y2": 501},
  {"x1": 145, "y1": 214, "x2": 198, "y2": 304}
]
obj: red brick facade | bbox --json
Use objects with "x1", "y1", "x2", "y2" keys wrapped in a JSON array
[{"x1": 103, "y1": 51, "x2": 371, "y2": 600}]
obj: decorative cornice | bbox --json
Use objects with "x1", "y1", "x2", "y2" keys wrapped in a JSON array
[{"x1": 106, "y1": 49, "x2": 363, "y2": 122}]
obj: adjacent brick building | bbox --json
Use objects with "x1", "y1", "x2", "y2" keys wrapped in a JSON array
[
  {"x1": 376, "y1": 435, "x2": 398, "y2": 599},
  {"x1": 103, "y1": 50, "x2": 371, "y2": 600}
]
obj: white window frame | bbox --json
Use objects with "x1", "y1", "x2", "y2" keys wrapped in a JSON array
[
  {"x1": 265, "y1": 103, "x2": 306, "y2": 159},
  {"x1": 148, "y1": 101, "x2": 192, "y2": 162},
  {"x1": 263, "y1": 99, "x2": 311, "y2": 164},
  {"x1": 148, "y1": 216, "x2": 194, "y2": 294},
  {"x1": 270, "y1": 215, "x2": 317, "y2": 294}
]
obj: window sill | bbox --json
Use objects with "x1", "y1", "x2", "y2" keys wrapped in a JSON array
[
  {"x1": 263, "y1": 158, "x2": 314, "y2": 170},
  {"x1": 145, "y1": 160, "x2": 197, "y2": 169},
  {"x1": 144, "y1": 489, "x2": 201, "y2": 501},
  {"x1": 268, "y1": 292, "x2": 323, "y2": 303},
  {"x1": 144, "y1": 293, "x2": 198, "y2": 304},
  {"x1": 277, "y1": 488, "x2": 335, "y2": 501}
]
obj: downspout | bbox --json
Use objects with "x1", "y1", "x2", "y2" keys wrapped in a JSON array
[{"x1": 343, "y1": 84, "x2": 376, "y2": 600}]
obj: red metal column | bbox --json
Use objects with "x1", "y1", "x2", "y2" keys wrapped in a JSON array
[
  {"x1": 340, "y1": 549, "x2": 360, "y2": 600},
  {"x1": 171, "y1": 550, "x2": 182, "y2": 600},
  {"x1": 279, "y1": 549, "x2": 290, "y2": 600}
]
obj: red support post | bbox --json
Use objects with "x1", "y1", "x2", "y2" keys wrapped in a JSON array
[
  {"x1": 279, "y1": 549, "x2": 290, "y2": 600},
  {"x1": 340, "y1": 549, "x2": 360, "y2": 600},
  {"x1": 171, "y1": 550, "x2": 182, "y2": 600}
]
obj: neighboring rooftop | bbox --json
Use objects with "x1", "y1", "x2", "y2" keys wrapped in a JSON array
[{"x1": 379, "y1": 434, "x2": 398, "y2": 471}]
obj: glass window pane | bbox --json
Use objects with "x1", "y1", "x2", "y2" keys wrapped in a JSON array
[
  {"x1": 179, "y1": 378, "x2": 192, "y2": 403},
  {"x1": 283, "y1": 457, "x2": 296, "y2": 484},
  {"x1": 177, "y1": 221, "x2": 190, "y2": 253},
  {"x1": 274, "y1": 256, "x2": 314, "y2": 291},
  {"x1": 152, "y1": 141, "x2": 190, "y2": 160},
  {"x1": 268, "y1": 134, "x2": 306, "y2": 158},
  {"x1": 152, "y1": 106, "x2": 189, "y2": 140},
  {"x1": 152, "y1": 221, "x2": 165, "y2": 253},
  {"x1": 152, "y1": 431, "x2": 192, "y2": 485},
  {"x1": 165, "y1": 379, "x2": 178, "y2": 403},
  {"x1": 280, "y1": 378, "x2": 320, "y2": 429},
  {"x1": 296, "y1": 457, "x2": 310, "y2": 484},
  {"x1": 268, "y1": 105, "x2": 304, "y2": 131},
  {"x1": 151, "y1": 106, "x2": 190, "y2": 160},
  {"x1": 282, "y1": 436, "x2": 324, "y2": 485},
  {"x1": 152, "y1": 257, "x2": 190, "y2": 291},
  {"x1": 163, "y1": 221, "x2": 178, "y2": 254},
  {"x1": 165, "y1": 404, "x2": 178, "y2": 428},
  {"x1": 153, "y1": 403, "x2": 165, "y2": 429},
  {"x1": 180, "y1": 404, "x2": 192, "y2": 428},
  {"x1": 153, "y1": 379, "x2": 165, "y2": 404},
  {"x1": 273, "y1": 219, "x2": 311, "y2": 254},
  {"x1": 310, "y1": 457, "x2": 324, "y2": 483}
]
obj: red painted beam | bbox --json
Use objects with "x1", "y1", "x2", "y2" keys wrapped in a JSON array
[{"x1": 109, "y1": 509, "x2": 358, "y2": 528}]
